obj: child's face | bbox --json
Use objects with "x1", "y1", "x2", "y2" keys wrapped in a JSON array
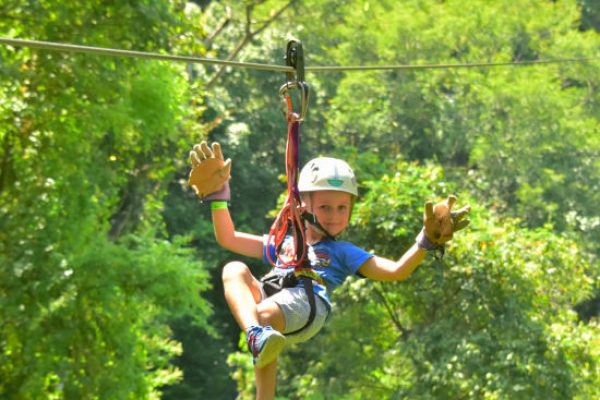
[{"x1": 305, "y1": 190, "x2": 353, "y2": 237}]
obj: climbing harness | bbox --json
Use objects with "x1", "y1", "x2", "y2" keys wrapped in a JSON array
[{"x1": 263, "y1": 39, "x2": 321, "y2": 336}]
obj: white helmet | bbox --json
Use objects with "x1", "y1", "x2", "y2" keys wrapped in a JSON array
[{"x1": 298, "y1": 157, "x2": 358, "y2": 196}]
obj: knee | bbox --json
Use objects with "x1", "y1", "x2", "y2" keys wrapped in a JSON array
[{"x1": 222, "y1": 261, "x2": 250, "y2": 283}]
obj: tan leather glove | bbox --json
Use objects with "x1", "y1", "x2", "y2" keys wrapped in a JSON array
[
  {"x1": 423, "y1": 195, "x2": 471, "y2": 245},
  {"x1": 188, "y1": 141, "x2": 231, "y2": 200}
]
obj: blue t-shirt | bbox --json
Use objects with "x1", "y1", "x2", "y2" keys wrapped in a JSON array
[{"x1": 263, "y1": 235, "x2": 373, "y2": 305}]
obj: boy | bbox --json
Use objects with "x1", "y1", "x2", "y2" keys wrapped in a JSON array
[{"x1": 189, "y1": 141, "x2": 470, "y2": 400}]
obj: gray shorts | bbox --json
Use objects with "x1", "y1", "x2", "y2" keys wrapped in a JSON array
[{"x1": 263, "y1": 286, "x2": 330, "y2": 345}]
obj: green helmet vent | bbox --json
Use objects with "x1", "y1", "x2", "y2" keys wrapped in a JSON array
[{"x1": 327, "y1": 178, "x2": 344, "y2": 187}]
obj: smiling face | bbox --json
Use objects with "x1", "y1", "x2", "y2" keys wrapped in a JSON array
[{"x1": 303, "y1": 190, "x2": 354, "y2": 239}]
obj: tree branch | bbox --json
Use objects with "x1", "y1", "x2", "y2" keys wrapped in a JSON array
[
  {"x1": 373, "y1": 285, "x2": 410, "y2": 339},
  {"x1": 108, "y1": 163, "x2": 153, "y2": 240},
  {"x1": 205, "y1": 0, "x2": 296, "y2": 89},
  {"x1": 204, "y1": 7, "x2": 232, "y2": 47}
]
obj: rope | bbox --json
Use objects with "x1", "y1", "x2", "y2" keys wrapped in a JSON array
[
  {"x1": 2, "y1": 37, "x2": 599, "y2": 73},
  {"x1": 266, "y1": 110, "x2": 308, "y2": 270}
]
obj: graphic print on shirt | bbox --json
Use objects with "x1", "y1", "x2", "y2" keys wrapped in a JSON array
[
  {"x1": 308, "y1": 245, "x2": 330, "y2": 268},
  {"x1": 278, "y1": 238, "x2": 296, "y2": 265},
  {"x1": 276, "y1": 238, "x2": 331, "y2": 270}
]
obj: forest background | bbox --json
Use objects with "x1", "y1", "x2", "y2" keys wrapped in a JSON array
[{"x1": 1, "y1": 0, "x2": 599, "y2": 399}]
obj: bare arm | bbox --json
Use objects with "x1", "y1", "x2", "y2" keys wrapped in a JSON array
[
  {"x1": 358, "y1": 195, "x2": 471, "y2": 281},
  {"x1": 357, "y1": 243, "x2": 427, "y2": 281},
  {"x1": 212, "y1": 207, "x2": 263, "y2": 259}
]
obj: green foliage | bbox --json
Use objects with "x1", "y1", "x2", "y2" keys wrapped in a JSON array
[
  {"x1": 579, "y1": 0, "x2": 600, "y2": 32},
  {"x1": 0, "y1": 1, "x2": 216, "y2": 398},
  {"x1": 292, "y1": 0, "x2": 600, "y2": 244},
  {"x1": 226, "y1": 333, "x2": 258, "y2": 400},
  {"x1": 1, "y1": 235, "x2": 209, "y2": 399}
]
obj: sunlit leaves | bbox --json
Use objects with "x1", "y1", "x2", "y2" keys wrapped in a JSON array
[
  {"x1": 0, "y1": 1, "x2": 213, "y2": 398},
  {"x1": 293, "y1": 0, "x2": 600, "y2": 245}
]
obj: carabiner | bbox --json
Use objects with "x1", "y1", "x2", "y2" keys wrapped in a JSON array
[
  {"x1": 279, "y1": 38, "x2": 310, "y2": 122},
  {"x1": 279, "y1": 80, "x2": 310, "y2": 122}
]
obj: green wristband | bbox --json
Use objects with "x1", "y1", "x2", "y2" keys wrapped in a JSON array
[{"x1": 210, "y1": 201, "x2": 228, "y2": 210}]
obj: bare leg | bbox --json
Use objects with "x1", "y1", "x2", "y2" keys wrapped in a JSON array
[
  {"x1": 222, "y1": 261, "x2": 264, "y2": 330},
  {"x1": 222, "y1": 261, "x2": 287, "y2": 331},
  {"x1": 255, "y1": 359, "x2": 278, "y2": 400},
  {"x1": 256, "y1": 300, "x2": 286, "y2": 332},
  {"x1": 222, "y1": 261, "x2": 287, "y2": 400}
]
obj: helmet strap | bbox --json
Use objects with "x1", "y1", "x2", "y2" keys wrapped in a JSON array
[{"x1": 301, "y1": 211, "x2": 335, "y2": 241}]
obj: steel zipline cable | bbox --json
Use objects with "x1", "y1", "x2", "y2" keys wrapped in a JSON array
[
  {"x1": 1, "y1": 37, "x2": 599, "y2": 73},
  {"x1": 0, "y1": 37, "x2": 294, "y2": 73}
]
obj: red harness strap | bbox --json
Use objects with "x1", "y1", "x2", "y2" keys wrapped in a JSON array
[
  {"x1": 265, "y1": 111, "x2": 319, "y2": 337},
  {"x1": 266, "y1": 109, "x2": 309, "y2": 272}
]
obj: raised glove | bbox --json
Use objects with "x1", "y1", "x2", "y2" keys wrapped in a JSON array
[
  {"x1": 422, "y1": 195, "x2": 471, "y2": 245},
  {"x1": 188, "y1": 141, "x2": 232, "y2": 201}
]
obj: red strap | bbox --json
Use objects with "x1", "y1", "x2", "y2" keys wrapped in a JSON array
[{"x1": 266, "y1": 107, "x2": 308, "y2": 270}]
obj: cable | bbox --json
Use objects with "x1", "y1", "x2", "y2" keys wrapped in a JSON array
[
  {"x1": 306, "y1": 57, "x2": 600, "y2": 72},
  {"x1": 1, "y1": 37, "x2": 599, "y2": 73},
  {"x1": 0, "y1": 37, "x2": 293, "y2": 73}
]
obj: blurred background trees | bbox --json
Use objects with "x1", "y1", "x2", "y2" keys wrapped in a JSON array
[{"x1": 1, "y1": 0, "x2": 598, "y2": 398}]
